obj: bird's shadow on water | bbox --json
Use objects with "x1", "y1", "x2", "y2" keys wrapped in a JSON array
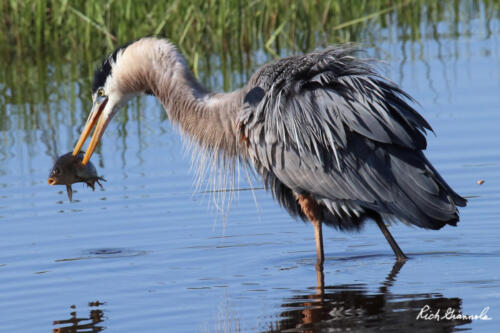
[{"x1": 263, "y1": 259, "x2": 473, "y2": 332}]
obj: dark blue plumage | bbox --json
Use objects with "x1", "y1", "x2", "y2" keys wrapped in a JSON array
[{"x1": 239, "y1": 46, "x2": 466, "y2": 231}]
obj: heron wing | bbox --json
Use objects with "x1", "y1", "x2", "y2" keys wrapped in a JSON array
[{"x1": 239, "y1": 47, "x2": 465, "y2": 230}]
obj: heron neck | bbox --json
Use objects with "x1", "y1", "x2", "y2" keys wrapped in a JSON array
[{"x1": 148, "y1": 48, "x2": 245, "y2": 157}]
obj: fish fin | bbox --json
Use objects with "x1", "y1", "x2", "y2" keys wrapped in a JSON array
[
  {"x1": 87, "y1": 181, "x2": 96, "y2": 191},
  {"x1": 96, "y1": 179, "x2": 104, "y2": 190},
  {"x1": 66, "y1": 184, "x2": 73, "y2": 202}
]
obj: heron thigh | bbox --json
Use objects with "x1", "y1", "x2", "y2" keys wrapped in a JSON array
[{"x1": 295, "y1": 193, "x2": 323, "y2": 224}]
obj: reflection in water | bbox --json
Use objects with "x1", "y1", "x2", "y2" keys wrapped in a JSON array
[
  {"x1": 265, "y1": 261, "x2": 471, "y2": 332},
  {"x1": 53, "y1": 301, "x2": 105, "y2": 333}
]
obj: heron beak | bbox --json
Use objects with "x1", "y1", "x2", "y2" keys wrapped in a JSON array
[{"x1": 72, "y1": 96, "x2": 109, "y2": 165}]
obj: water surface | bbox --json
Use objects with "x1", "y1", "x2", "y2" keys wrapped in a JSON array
[{"x1": 1, "y1": 3, "x2": 500, "y2": 332}]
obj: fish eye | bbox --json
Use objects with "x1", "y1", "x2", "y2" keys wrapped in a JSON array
[{"x1": 97, "y1": 89, "x2": 105, "y2": 97}]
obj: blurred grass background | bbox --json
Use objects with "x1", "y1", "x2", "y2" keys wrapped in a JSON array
[{"x1": 0, "y1": 0, "x2": 498, "y2": 131}]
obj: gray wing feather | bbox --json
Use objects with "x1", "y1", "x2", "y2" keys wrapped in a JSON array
[{"x1": 239, "y1": 46, "x2": 466, "y2": 230}]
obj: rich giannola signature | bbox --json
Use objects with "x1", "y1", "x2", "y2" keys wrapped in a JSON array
[{"x1": 416, "y1": 305, "x2": 492, "y2": 321}]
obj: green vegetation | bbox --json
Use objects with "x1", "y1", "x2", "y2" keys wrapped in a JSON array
[{"x1": 0, "y1": 0, "x2": 499, "y2": 131}]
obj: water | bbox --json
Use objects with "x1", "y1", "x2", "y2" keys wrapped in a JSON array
[{"x1": 1, "y1": 5, "x2": 500, "y2": 333}]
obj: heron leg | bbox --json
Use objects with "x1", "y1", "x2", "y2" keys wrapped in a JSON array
[
  {"x1": 296, "y1": 193, "x2": 325, "y2": 266},
  {"x1": 375, "y1": 219, "x2": 408, "y2": 261},
  {"x1": 312, "y1": 220, "x2": 325, "y2": 266},
  {"x1": 312, "y1": 219, "x2": 325, "y2": 291}
]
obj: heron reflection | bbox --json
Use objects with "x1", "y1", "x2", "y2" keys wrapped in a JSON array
[{"x1": 265, "y1": 261, "x2": 471, "y2": 332}]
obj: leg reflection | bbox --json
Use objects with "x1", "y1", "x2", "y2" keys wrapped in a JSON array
[{"x1": 269, "y1": 260, "x2": 471, "y2": 332}]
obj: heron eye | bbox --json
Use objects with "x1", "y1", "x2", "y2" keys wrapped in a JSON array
[
  {"x1": 98, "y1": 89, "x2": 105, "y2": 97},
  {"x1": 53, "y1": 168, "x2": 61, "y2": 175}
]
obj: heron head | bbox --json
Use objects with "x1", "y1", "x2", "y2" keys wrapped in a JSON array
[{"x1": 72, "y1": 40, "x2": 145, "y2": 165}]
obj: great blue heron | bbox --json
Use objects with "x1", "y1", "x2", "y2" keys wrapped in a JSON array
[{"x1": 72, "y1": 37, "x2": 466, "y2": 264}]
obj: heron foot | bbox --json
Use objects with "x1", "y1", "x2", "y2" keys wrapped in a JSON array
[{"x1": 375, "y1": 218, "x2": 408, "y2": 260}]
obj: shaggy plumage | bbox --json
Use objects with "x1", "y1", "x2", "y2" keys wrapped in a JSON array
[
  {"x1": 238, "y1": 46, "x2": 466, "y2": 230},
  {"x1": 87, "y1": 36, "x2": 466, "y2": 259}
]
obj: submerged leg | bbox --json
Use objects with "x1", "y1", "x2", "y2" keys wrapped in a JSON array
[{"x1": 375, "y1": 219, "x2": 408, "y2": 261}]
